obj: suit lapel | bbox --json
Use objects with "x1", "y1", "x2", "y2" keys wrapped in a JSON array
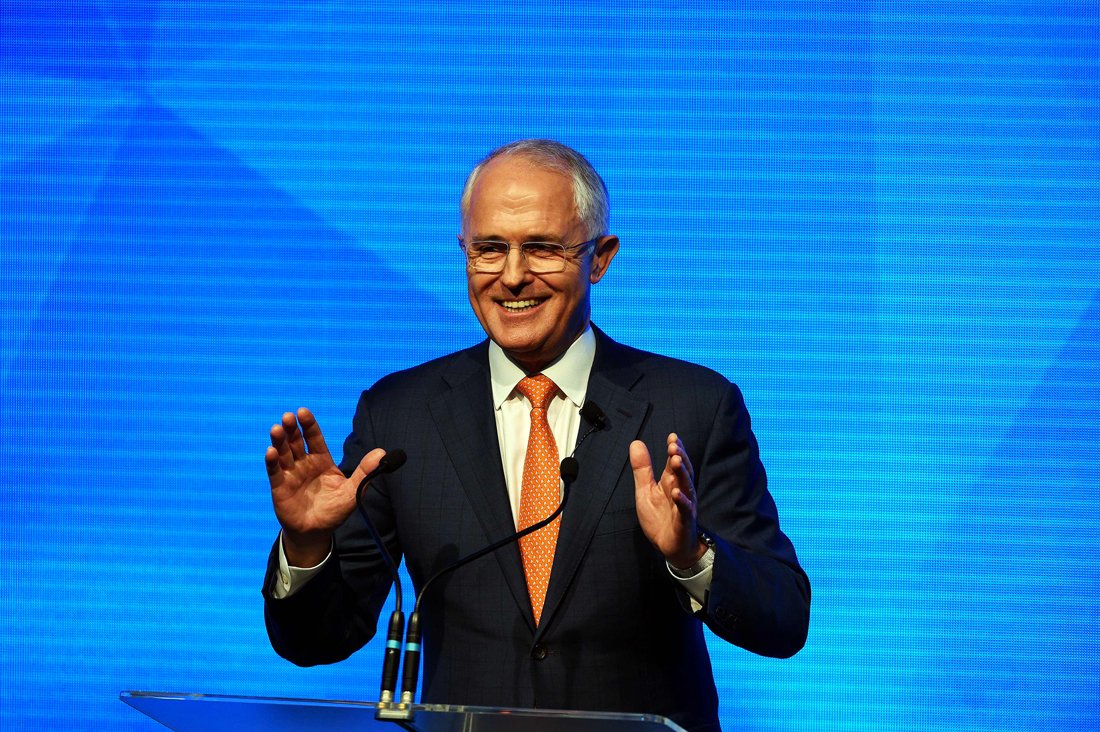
[
  {"x1": 537, "y1": 330, "x2": 650, "y2": 639},
  {"x1": 428, "y1": 344, "x2": 534, "y2": 628}
]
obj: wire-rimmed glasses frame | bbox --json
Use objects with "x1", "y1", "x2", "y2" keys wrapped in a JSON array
[{"x1": 460, "y1": 238, "x2": 598, "y2": 274}]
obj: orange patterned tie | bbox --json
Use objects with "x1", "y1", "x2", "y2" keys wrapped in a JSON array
[{"x1": 516, "y1": 374, "x2": 562, "y2": 626}]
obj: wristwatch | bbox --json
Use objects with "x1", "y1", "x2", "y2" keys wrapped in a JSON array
[
  {"x1": 671, "y1": 530, "x2": 716, "y2": 576},
  {"x1": 692, "y1": 530, "x2": 717, "y2": 571}
]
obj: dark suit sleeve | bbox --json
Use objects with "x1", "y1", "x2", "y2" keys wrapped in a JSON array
[
  {"x1": 690, "y1": 382, "x2": 810, "y2": 658},
  {"x1": 261, "y1": 389, "x2": 400, "y2": 666}
]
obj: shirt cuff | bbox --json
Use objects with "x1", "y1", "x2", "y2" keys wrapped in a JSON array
[
  {"x1": 271, "y1": 531, "x2": 333, "y2": 599},
  {"x1": 667, "y1": 545, "x2": 715, "y2": 613}
]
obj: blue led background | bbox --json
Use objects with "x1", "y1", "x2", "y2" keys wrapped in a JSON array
[{"x1": 2, "y1": 2, "x2": 1097, "y2": 730}]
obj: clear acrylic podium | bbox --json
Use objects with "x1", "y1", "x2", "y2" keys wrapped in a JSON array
[{"x1": 120, "y1": 691, "x2": 688, "y2": 732}]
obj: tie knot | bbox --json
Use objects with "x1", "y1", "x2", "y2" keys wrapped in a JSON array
[{"x1": 516, "y1": 374, "x2": 558, "y2": 411}]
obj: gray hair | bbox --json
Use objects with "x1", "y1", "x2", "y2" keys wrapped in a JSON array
[{"x1": 460, "y1": 139, "x2": 609, "y2": 239}]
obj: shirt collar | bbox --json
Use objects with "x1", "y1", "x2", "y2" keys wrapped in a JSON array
[{"x1": 489, "y1": 326, "x2": 596, "y2": 410}]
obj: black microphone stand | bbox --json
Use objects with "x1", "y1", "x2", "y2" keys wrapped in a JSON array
[{"x1": 349, "y1": 449, "x2": 408, "y2": 715}]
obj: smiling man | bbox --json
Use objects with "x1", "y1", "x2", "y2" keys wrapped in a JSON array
[
  {"x1": 461, "y1": 152, "x2": 615, "y2": 373},
  {"x1": 263, "y1": 139, "x2": 810, "y2": 732}
]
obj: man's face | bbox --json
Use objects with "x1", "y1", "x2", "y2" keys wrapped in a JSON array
[{"x1": 462, "y1": 155, "x2": 618, "y2": 372}]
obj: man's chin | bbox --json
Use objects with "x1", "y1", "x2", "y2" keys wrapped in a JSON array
[
  {"x1": 495, "y1": 337, "x2": 544, "y2": 360},
  {"x1": 491, "y1": 333, "x2": 555, "y2": 370}
]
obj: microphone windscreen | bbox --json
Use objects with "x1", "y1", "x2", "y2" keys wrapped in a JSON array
[
  {"x1": 579, "y1": 401, "x2": 608, "y2": 429},
  {"x1": 560, "y1": 456, "x2": 580, "y2": 484},
  {"x1": 380, "y1": 449, "x2": 407, "y2": 473}
]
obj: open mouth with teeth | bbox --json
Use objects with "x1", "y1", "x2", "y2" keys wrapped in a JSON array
[{"x1": 498, "y1": 298, "x2": 547, "y2": 313}]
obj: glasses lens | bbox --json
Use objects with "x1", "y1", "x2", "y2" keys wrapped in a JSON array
[
  {"x1": 466, "y1": 242, "x2": 506, "y2": 272},
  {"x1": 522, "y1": 243, "x2": 566, "y2": 273}
]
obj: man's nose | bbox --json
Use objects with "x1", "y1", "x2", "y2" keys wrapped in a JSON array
[{"x1": 499, "y1": 246, "x2": 531, "y2": 288}]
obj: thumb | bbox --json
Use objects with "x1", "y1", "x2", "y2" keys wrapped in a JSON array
[
  {"x1": 346, "y1": 447, "x2": 389, "y2": 489},
  {"x1": 629, "y1": 440, "x2": 656, "y2": 491}
]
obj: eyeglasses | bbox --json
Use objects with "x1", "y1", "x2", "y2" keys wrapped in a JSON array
[{"x1": 460, "y1": 238, "x2": 598, "y2": 274}]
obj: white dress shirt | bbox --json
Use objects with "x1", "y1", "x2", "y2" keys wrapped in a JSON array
[{"x1": 488, "y1": 326, "x2": 595, "y2": 523}]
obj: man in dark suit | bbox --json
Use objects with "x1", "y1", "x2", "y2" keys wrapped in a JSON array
[{"x1": 263, "y1": 139, "x2": 809, "y2": 732}]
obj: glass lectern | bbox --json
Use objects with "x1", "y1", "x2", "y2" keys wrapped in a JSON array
[{"x1": 121, "y1": 691, "x2": 688, "y2": 732}]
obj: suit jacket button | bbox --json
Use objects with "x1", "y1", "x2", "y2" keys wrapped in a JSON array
[{"x1": 531, "y1": 644, "x2": 547, "y2": 661}]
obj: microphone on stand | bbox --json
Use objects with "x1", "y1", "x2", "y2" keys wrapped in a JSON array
[{"x1": 347, "y1": 449, "x2": 408, "y2": 713}]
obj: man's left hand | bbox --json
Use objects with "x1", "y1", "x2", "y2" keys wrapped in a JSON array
[{"x1": 631, "y1": 433, "x2": 707, "y2": 569}]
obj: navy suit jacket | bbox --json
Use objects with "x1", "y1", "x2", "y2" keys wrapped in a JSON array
[{"x1": 264, "y1": 327, "x2": 810, "y2": 732}]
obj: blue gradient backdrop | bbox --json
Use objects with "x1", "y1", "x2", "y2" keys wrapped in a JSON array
[{"x1": 1, "y1": 2, "x2": 1097, "y2": 730}]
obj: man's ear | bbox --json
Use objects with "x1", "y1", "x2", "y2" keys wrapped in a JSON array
[{"x1": 590, "y1": 235, "x2": 620, "y2": 283}]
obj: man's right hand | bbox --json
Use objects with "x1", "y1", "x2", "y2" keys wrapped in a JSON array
[{"x1": 265, "y1": 407, "x2": 386, "y2": 567}]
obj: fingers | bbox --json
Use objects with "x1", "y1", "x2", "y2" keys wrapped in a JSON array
[
  {"x1": 666, "y1": 433, "x2": 694, "y2": 480},
  {"x1": 663, "y1": 434, "x2": 693, "y2": 492},
  {"x1": 346, "y1": 447, "x2": 389, "y2": 489},
  {"x1": 629, "y1": 440, "x2": 656, "y2": 490},
  {"x1": 660, "y1": 434, "x2": 696, "y2": 517},
  {"x1": 669, "y1": 484, "x2": 694, "y2": 512},
  {"x1": 283, "y1": 411, "x2": 306, "y2": 460},
  {"x1": 264, "y1": 445, "x2": 284, "y2": 488},
  {"x1": 270, "y1": 418, "x2": 295, "y2": 470},
  {"x1": 267, "y1": 408, "x2": 330, "y2": 485},
  {"x1": 297, "y1": 407, "x2": 331, "y2": 457},
  {"x1": 269, "y1": 408, "x2": 329, "y2": 460},
  {"x1": 632, "y1": 436, "x2": 695, "y2": 498}
]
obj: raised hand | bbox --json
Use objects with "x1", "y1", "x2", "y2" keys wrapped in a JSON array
[
  {"x1": 265, "y1": 407, "x2": 386, "y2": 566},
  {"x1": 630, "y1": 433, "x2": 706, "y2": 569}
]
